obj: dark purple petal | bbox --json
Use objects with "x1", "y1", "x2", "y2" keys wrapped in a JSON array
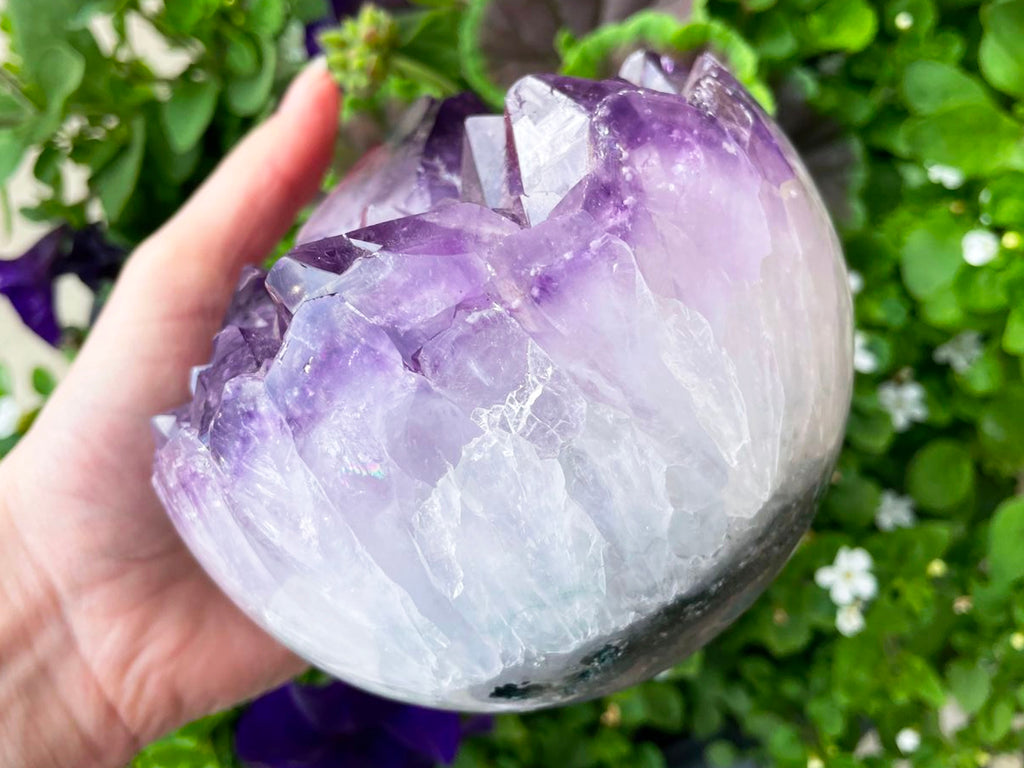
[
  {"x1": 292, "y1": 681, "x2": 393, "y2": 735},
  {"x1": 65, "y1": 224, "x2": 126, "y2": 291},
  {"x1": 1, "y1": 224, "x2": 124, "y2": 345},
  {"x1": 0, "y1": 284, "x2": 61, "y2": 345},
  {"x1": 235, "y1": 685, "x2": 325, "y2": 767},
  {"x1": 380, "y1": 705, "x2": 463, "y2": 765},
  {"x1": 0, "y1": 227, "x2": 68, "y2": 344}
]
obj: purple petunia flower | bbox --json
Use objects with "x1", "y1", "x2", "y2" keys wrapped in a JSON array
[
  {"x1": 0, "y1": 224, "x2": 124, "y2": 345},
  {"x1": 235, "y1": 679, "x2": 486, "y2": 768}
]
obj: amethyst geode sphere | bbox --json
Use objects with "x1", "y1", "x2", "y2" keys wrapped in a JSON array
[{"x1": 153, "y1": 53, "x2": 853, "y2": 710}]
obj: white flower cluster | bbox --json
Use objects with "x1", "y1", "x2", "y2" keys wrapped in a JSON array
[
  {"x1": 878, "y1": 379, "x2": 928, "y2": 431},
  {"x1": 815, "y1": 546, "x2": 878, "y2": 636},
  {"x1": 934, "y1": 331, "x2": 984, "y2": 374},
  {"x1": 876, "y1": 491, "x2": 917, "y2": 531},
  {"x1": 962, "y1": 229, "x2": 1000, "y2": 267},
  {"x1": 854, "y1": 331, "x2": 879, "y2": 374}
]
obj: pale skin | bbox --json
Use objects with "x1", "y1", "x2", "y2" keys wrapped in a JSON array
[{"x1": 0, "y1": 63, "x2": 339, "y2": 768}]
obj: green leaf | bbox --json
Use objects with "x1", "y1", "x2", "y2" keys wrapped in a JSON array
[
  {"x1": 901, "y1": 60, "x2": 990, "y2": 115},
  {"x1": 93, "y1": 116, "x2": 146, "y2": 221},
  {"x1": 901, "y1": 103, "x2": 1024, "y2": 176},
  {"x1": 978, "y1": 389, "x2": 1024, "y2": 475},
  {"x1": 30, "y1": 367, "x2": 57, "y2": 397},
  {"x1": 248, "y1": 0, "x2": 287, "y2": 36},
  {"x1": 290, "y1": 0, "x2": 328, "y2": 23},
  {"x1": 803, "y1": 0, "x2": 878, "y2": 53},
  {"x1": 226, "y1": 41, "x2": 277, "y2": 117},
  {"x1": 705, "y1": 741, "x2": 739, "y2": 767},
  {"x1": 957, "y1": 347, "x2": 1005, "y2": 395},
  {"x1": 0, "y1": 363, "x2": 12, "y2": 398},
  {"x1": 38, "y1": 44, "x2": 85, "y2": 110},
  {"x1": 821, "y1": 470, "x2": 881, "y2": 528},
  {"x1": 979, "y1": 0, "x2": 1024, "y2": 98},
  {"x1": 977, "y1": 695, "x2": 1015, "y2": 743},
  {"x1": 160, "y1": 78, "x2": 220, "y2": 155},
  {"x1": 4, "y1": 0, "x2": 79, "y2": 83},
  {"x1": 806, "y1": 697, "x2": 844, "y2": 738},
  {"x1": 610, "y1": 682, "x2": 685, "y2": 732},
  {"x1": 900, "y1": 216, "x2": 964, "y2": 299},
  {"x1": 0, "y1": 129, "x2": 31, "y2": 185},
  {"x1": 131, "y1": 736, "x2": 220, "y2": 768},
  {"x1": 1003, "y1": 306, "x2": 1024, "y2": 355},
  {"x1": 906, "y1": 439, "x2": 974, "y2": 512},
  {"x1": 982, "y1": 172, "x2": 1024, "y2": 227},
  {"x1": 559, "y1": 11, "x2": 693, "y2": 79},
  {"x1": 225, "y1": 29, "x2": 261, "y2": 78},
  {"x1": 989, "y1": 496, "x2": 1024, "y2": 587},
  {"x1": 946, "y1": 659, "x2": 991, "y2": 714},
  {"x1": 896, "y1": 652, "x2": 947, "y2": 707},
  {"x1": 162, "y1": 0, "x2": 218, "y2": 35}
]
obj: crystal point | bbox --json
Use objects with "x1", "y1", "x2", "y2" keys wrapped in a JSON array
[{"x1": 155, "y1": 57, "x2": 853, "y2": 711}]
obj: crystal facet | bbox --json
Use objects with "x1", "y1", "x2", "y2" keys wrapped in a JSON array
[{"x1": 154, "y1": 54, "x2": 854, "y2": 711}]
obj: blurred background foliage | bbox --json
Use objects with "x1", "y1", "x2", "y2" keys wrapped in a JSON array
[{"x1": 2, "y1": 0, "x2": 1024, "y2": 766}]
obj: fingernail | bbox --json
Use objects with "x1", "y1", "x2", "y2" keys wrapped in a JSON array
[{"x1": 279, "y1": 56, "x2": 330, "y2": 114}]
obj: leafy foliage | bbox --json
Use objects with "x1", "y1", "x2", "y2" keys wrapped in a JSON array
[{"x1": 3, "y1": 0, "x2": 1024, "y2": 766}]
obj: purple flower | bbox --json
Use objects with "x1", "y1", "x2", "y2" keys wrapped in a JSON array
[
  {"x1": 235, "y1": 679, "x2": 485, "y2": 768},
  {"x1": 0, "y1": 224, "x2": 124, "y2": 345}
]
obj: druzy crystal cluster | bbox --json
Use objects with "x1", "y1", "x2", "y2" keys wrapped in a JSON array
[{"x1": 153, "y1": 52, "x2": 853, "y2": 710}]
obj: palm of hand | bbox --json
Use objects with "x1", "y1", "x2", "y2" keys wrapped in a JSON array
[{"x1": 0, "y1": 66, "x2": 338, "y2": 750}]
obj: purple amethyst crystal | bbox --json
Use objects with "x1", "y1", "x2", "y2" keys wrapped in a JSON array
[{"x1": 153, "y1": 54, "x2": 853, "y2": 710}]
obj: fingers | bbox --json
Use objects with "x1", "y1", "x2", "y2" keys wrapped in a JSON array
[{"x1": 31, "y1": 62, "x2": 339, "y2": 489}]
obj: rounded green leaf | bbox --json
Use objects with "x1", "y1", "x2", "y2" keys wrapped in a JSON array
[
  {"x1": 906, "y1": 439, "x2": 974, "y2": 512},
  {"x1": 804, "y1": 0, "x2": 878, "y2": 53},
  {"x1": 160, "y1": 78, "x2": 220, "y2": 155},
  {"x1": 978, "y1": 389, "x2": 1024, "y2": 475},
  {"x1": 31, "y1": 367, "x2": 57, "y2": 397},
  {"x1": 900, "y1": 220, "x2": 963, "y2": 299},
  {"x1": 947, "y1": 659, "x2": 992, "y2": 714},
  {"x1": 981, "y1": 172, "x2": 1024, "y2": 227},
  {"x1": 225, "y1": 29, "x2": 261, "y2": 77},
  {"x1": 93, "y1": 116, "x2": 146, "y2": 221},
  {"x1": 1003, "y1": 306, "x2": 1024, "y2": 355},
  {"x1": 979, "y1": 0, "x2": 1024, "y2": 98},
  {"x1": 900, "y1": 103, "x2": 1023, "y2": 176},
  {"x1": 989, "y1": 496, "x2": 1024, "y2": 586},
  {"x1": 901, "y1": 60, "x2": 990, "y2": 116},
  {"x1": 227, "y1": 42, "x2": 278, "y2": 117}
]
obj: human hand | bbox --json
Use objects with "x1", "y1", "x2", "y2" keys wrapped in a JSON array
[{"x1": 0, "y1": 62, "x2": 339, "y2": 768}]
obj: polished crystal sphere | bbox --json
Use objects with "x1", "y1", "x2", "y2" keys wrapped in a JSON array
[{"x1": 153, "y1": 53, "x2": 853, "y2": 711}]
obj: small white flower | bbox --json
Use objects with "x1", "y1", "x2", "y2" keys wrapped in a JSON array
[
  {"x1": 848, "y1": 269, "x2": 865, "y2": 295},
  {"x1": 815, "y1": 546, "x2": 878, "y2": 605},
  {"x1": 807, "y1": 757, "x2": 825, "y2": 768},
  {"x1": 927, "y1": 164, "x2": 964, "y2": 189},
  {"x1": 878, "y1": 380, "x2": 928, "y2": 431},
  {"x1": 876, "y1": 491, "x2": 917, "y2": 531},
  {"x1": 894, "y1": 10, "x2": 915, "y2": 29},
  {"x1": 0, "y1": 396, "x2": 19, "y2": 439},
  {"x1": 939, "y1": 699, "x2": 969, "y2": 737},
  {"x1": 854, "y1": 730, "x2": 883, "y2": 758},
  {"x1": 934, "y1": 331, "x2": 984, "y2": 374},
  {"x1": 854, "y1": 331, "x2": 880, "y2": 374},
  {"x1": 835, "y1": 603, "x2": 866, "y2": 636},
  {"x1": 962, "y1": 229, "x2": 1000, "y2": 266},
  {"x1": 896, "y1": 727, "x2": 921, "y2": 755}
]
